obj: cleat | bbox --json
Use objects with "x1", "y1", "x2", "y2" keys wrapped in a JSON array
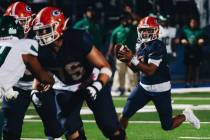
[{"x1": 183, "y1": 107, "x2": 200, "y2": 129}]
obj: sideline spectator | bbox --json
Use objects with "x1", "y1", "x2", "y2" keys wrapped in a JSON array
[
  {"x1": 73, "y1": 6, "x2": 104, "y2": 52},
  {"x1": 108, "y1": 12, "x2": 138, "y2": 96},
  {"x1": 178, "y1": 17, "x2": 204, "y2": 87}
]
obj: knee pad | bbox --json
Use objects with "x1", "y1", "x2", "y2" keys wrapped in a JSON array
[{"x1": 109, "y1": 129, "x2": 126, "y2": 140}]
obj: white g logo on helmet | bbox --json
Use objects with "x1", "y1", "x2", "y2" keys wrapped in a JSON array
[
  {"x1": 25, "y1": 5, "x2": 32, "y2": 12},
  {"x1": 52, "y1": 10, "x2": 61, "y2": 17}
]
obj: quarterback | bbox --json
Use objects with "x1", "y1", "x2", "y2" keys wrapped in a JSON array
[{"x1": 115, "y1": 16, "x2": 200, "y2": 131}]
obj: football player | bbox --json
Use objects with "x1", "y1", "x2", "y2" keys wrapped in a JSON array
[
  {"x1": 0, "y1": 16, "x2": 54, "y2": 138},
  {"x1": 2, "y1": 2, "x2": 63, "y2": 140},
  {"x1": 33, "y1": 6, "x2": 126, "y2": 140},
  {"x1": 116, "y1": 16, "x2": 200, "y2": 131},
  {"x1": 158, "y1": 15, "x2": 177, "y2": 63},
  {"x1": 4, "y1": 1, "x2": 34, "y2": 35}
]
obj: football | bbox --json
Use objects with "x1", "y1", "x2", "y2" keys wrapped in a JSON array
[{"x1": 114, "y1": 44, "x2": 128, "y2": 58}]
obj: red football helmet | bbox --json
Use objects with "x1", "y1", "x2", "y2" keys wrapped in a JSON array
[
  {"x1": 4, "y1": 1, "x2": 33, "y2": 34},
  {"x1": 137, "y1": 16, "x2": 159, "y2": 43},
  {"x1": 33, "y1": 7, "x2": 69, "y2": 46}
]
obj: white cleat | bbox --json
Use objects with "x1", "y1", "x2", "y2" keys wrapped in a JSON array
[{"x1": 183, "y1": 107, "x2": 200, "y2": 129}]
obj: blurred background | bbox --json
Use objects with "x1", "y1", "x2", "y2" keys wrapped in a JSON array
[
  {"x1": 1, "y1": 0, "x2": 210, "y2": 91},
  {"x1": 1, "y1": 1, "x2": 210, "y2": 139}
]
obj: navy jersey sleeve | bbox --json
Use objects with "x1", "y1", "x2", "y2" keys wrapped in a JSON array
[
  {"x1": 147, "y1": 40, "x2": 166, "y2": 66},
  {"x1": 82, "y1": 31, "x2": 94, "y2": 55},
  {"x1": 148, "y1": 41, "x2": 165, "y2": 60}
]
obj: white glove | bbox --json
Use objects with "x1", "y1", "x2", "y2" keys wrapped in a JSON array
[
  {"x1": 85, "y1": 80, "x2": 103, "y2": 102},
  {"x1": 31, "y1": 90, "x2": 42, "y2": 107},
  {"x1": 4, "y1": 88, "x2": 19, "y2": 100}
]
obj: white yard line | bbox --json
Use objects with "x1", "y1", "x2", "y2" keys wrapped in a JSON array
[
  {"x1": 111, "y1": 87, "x2": 210, "y2": 96},
  {"x1": 178, "y1": 137, "x2": 210, "y2": 139},
  {"x1": 24, "y1": 104, "x2": 210, "y2": 119},
  {"x1": 82, "y1": 120, "x2": 210, "y2": 124},
  {"x1": 172, "y1": 97, "x2": 210, "y2": 100},
  {"x1": 20, "y1": 136, "x2": 210, "y2": 140},
  {"x1": 21, "y1": 138, "x2": 48, "y2": 140},
  {"x1": 21, "y1": 138, "x2": 62, "y2": 140},
  {"x1": 171, "y1": 87, "x2": 210, "y2": 94},
  {"x1": 24, "y1": 119, "x2": 210, "y2": 124},
  {"x1": 80, "y1": 104, "x2": 210, "y2": 115},
  {"x1": 113, "y1": 97, "x2": 210, "y2": 101}
]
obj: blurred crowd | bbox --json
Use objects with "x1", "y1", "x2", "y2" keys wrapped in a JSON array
[{"x1": 1, "y1": 0, "x2": 210, "y2": 93}]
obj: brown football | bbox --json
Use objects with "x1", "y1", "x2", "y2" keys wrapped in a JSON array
[{"x1": 114, "y1": 44, "x2": 125, "y2": 56}]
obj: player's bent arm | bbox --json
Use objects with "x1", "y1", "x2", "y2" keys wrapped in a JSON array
[
  {"x1": 86, "y1": 46, "x2": 112, "y2": 85},
  {"x1": 127, "y1": 60, "x2": 157, "y2": 76},
  {"x1": 22, "y1": 54, "x2": 55, "y2": 86}
]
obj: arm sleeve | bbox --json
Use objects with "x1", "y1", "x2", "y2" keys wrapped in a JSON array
[{"x1": 148, "y1": 43, "x2": 164, "y2": 66}]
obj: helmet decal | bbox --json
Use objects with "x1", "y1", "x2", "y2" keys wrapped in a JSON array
[
  {"x1": 52, "y1": 10, "x2": 61, "y2": 17},
  {"x1": 25, "y1": 5, "x2": 32, "y2": 12}
]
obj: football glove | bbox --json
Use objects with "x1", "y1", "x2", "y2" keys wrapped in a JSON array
[
  {"x1": 84, "y1": 80, "x2": 103, "y2": 102},
  {"x1": 4, "y1": 88, "x2": 19, "y2": 100},
  {"x1": 31, "y1": 90, "x2": 42, "y2": 107}
]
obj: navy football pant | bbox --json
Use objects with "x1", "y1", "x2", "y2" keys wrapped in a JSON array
[
  {"x1": 55, "y1": 85, "x2": 122, "y2": 138},
  {"x1": 1, "y1": 87, "x2": 63, "y2": 140},
  {"x1": 123, "y1": 84, "x2": 173, "y2": 130}
]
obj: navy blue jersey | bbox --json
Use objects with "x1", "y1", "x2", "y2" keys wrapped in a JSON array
[
  {"x1": 136, "y1": 39, "x2": 171, "y2": 85},
  {"x1": 38, "y1": 28, "x2": 94, "y2": 85}
]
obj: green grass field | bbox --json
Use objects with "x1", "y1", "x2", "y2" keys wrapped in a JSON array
[{"x1": 11, "y1": 92, "x2": 210, "y2": 139}]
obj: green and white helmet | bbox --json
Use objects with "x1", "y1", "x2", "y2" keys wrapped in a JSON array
[{"x1": 0, "y1": 16, "x2": 24, "y2": 38}]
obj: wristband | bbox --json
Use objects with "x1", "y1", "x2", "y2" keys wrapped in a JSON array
[
  {"x1": 92, "y1": 80, "x2": 103, "y2": 91},
  {"x1": 100, "y1": 67, "x2": 112, "y2": 78},
  {"x1": 130, "y1": 56, "x2": 140, "y2": 66}
]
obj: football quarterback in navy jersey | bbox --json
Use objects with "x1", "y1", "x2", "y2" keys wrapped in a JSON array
[
  {"x1": 2, "y1": 2, "x2": 63, "y2": 140},
  {"x1": 33, "y1": 7, "x2": 126, "y2": 140},
  {"x1": 115, "y1": 16, "x2": 200, "y2": 131}
]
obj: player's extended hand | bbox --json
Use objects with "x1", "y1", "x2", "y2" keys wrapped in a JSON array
[
  {"x1": 85, "y1": 86, "x2": 97, "y2": 102},
  {"x1": 4, "y1": 88, "x2": 19, "y2": 100},
  {"x1": 83, "y1": 80, "x2": 103, "y2": 102},
  {"x1": 40, "y1": 83, "x2": 52, "y2": 92},
  {"x1": 35, "y1": 82, "x2": 52, "y2": 93},
  {"x1": 31, "y1": 90, "x2": 42, "y2": 107}
]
